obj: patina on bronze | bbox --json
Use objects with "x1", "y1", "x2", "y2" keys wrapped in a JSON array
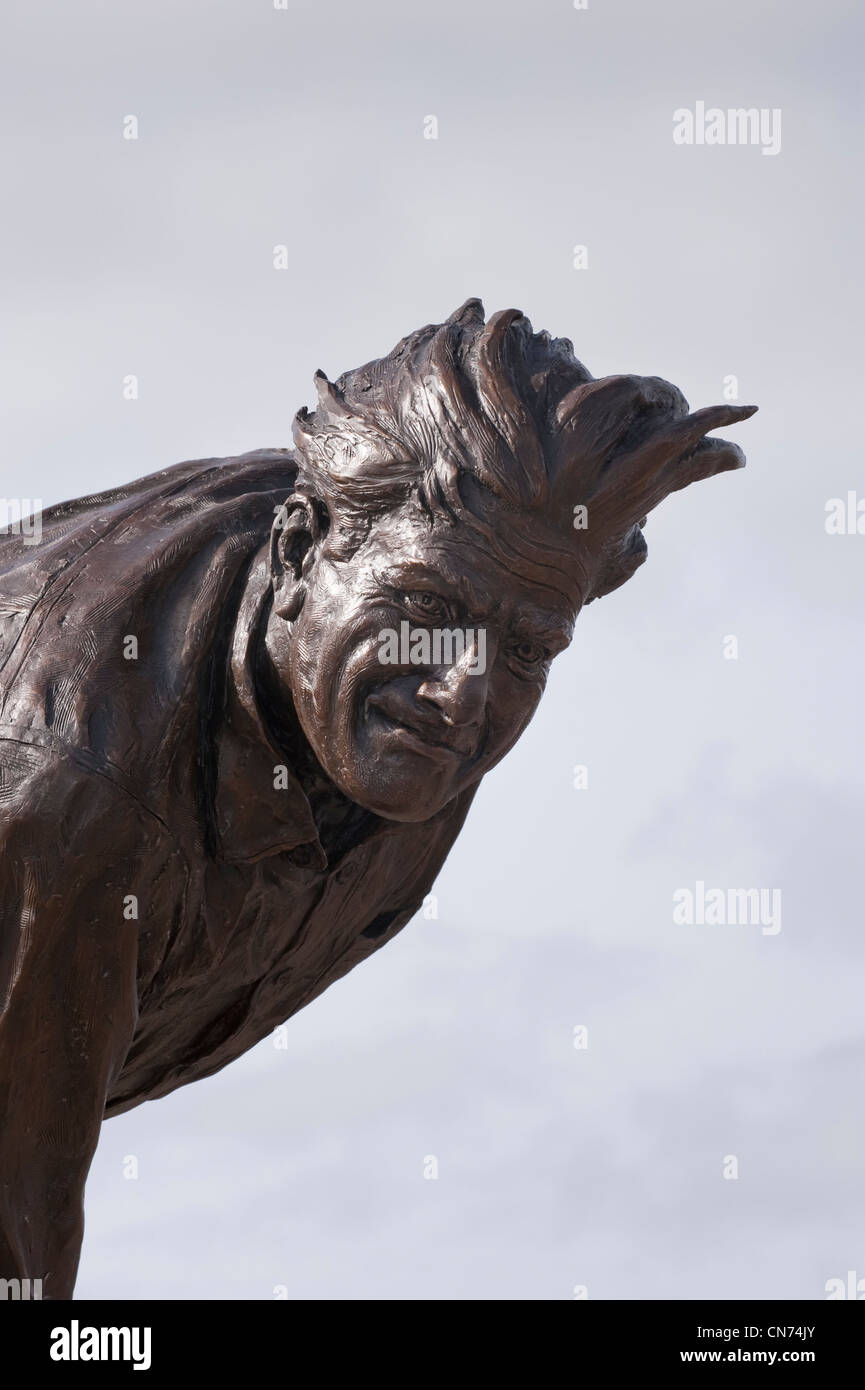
[{"x1": 0, "y1": 299, "x2": 756, "y2": 1296}]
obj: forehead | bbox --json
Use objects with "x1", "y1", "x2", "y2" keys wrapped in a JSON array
[{"x1": 359, "y1": 502, "x2": 584, "y2": 625}]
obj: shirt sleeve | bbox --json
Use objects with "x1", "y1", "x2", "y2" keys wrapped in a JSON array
[{"x1": 0, "y1": 732, "x2": 141, "y2": 1297}]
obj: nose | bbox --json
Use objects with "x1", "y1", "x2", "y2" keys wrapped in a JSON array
[{"x1": 416, "y1": 641, "x2": 489, "y2": 731}]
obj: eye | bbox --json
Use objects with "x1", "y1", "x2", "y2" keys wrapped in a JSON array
[
  {"x1": 404, "y1": 590, "x2": 450, "y2": 623},
  {"x1": 509, "y1": 639, "x2": 548, "y2": 669}
]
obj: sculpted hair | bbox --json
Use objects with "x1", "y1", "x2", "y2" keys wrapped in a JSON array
[{"x1": 290, "y1": 298, "x2": 756, "y2": 602}]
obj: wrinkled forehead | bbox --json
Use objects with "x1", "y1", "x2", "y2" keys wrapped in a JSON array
[{"x1": 358, "y1": 496, "x2": 589, "y2": 620}]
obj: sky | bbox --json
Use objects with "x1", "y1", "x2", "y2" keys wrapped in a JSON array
[{"x1": 1, "y1": 0, "x2": 863, "y2": 1299}]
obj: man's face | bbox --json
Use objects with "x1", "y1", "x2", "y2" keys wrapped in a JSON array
[{"x1": 274, "y1": 498, "x2": 581, "y2": 821}]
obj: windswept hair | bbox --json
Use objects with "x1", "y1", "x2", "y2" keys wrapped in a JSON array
[{"x1": 290, "y1": 298, "x2": 756, "y2": 603}]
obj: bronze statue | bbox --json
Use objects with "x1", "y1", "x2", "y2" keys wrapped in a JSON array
[{"x1": 0, "y1": 299, "x2": 756, "y2": 1297}]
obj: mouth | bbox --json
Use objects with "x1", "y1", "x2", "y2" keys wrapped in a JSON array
[{"x1": 364, "y1": 696, "x2": 474, "y2": 763}]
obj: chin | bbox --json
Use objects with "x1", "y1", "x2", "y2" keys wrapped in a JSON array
[
  {"x1": 335, "y1": 761, "x2": 456, "y2": 822},
  {"x1": 348, "y1": 781, "x2": 450, "y2": 822}
]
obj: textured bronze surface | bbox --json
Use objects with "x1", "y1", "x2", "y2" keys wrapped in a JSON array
[{"x1": 0, "y1": 299, "x2": 756, "y2": 1296}]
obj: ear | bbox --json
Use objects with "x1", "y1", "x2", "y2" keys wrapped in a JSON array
[{"x1": 270, "y1": 493, "x2": 324, "y2": 621}]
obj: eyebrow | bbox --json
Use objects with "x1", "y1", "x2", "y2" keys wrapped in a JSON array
[
  {"x1": 510, "y1": 612, "x2": 574, "y2": 649},
  {"x1": 375, "y1": 562, "x2": 574, "y2": 646},
  {"x1": 376, "y1": 559, "x2": 478, "y2": 608}
]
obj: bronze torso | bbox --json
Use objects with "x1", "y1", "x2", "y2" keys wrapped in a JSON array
[{"x1": 0, "y1": 450, "x2": 475, "y2": 1112}]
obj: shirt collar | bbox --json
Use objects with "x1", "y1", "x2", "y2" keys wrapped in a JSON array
[{"x1": 214, "y1": 551, "x2": 325, "y2": 866}]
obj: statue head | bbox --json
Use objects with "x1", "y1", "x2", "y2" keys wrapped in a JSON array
[{"x1": 265, "y1": 298, "x2": 756, "y2": 821}]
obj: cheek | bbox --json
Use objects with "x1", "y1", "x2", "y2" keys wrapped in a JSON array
[
  {"x1": 290, "y1": 602, "x2": 391, "y2": 712},
  {"x1": 484, "y1": 677, "x2": 544, "y2": 749},
  {"x1": 288, "y1": 614, "x2": 330, "y2": 697}
]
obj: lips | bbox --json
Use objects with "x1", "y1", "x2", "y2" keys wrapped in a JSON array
[{"x1": 365, "y1": 691, "x2": 477, "y2": 760}]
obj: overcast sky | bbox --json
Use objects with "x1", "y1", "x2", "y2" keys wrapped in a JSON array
[{"x1": 2, "y1": 0, "x2": 862, "y2": 1299}]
